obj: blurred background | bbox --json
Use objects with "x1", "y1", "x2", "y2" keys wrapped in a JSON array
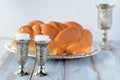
[{"x1": 0, "y1": 0, "x2": 120, "y2": 42}]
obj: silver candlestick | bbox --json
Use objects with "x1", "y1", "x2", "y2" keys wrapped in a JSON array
[
  {"x1": 14, "y1": 34, "x2": 30, "y2": 76},
  {"x1": 96, "y1": 3, "x2": 114, "y2": 49},
  {"x1": 34, "y1": 35, "x2": 50, "y2": 77}
]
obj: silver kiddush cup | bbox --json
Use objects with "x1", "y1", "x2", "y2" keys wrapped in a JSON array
[
  {"x1": 96, "y1": 3, "x2": 114, "y2": 49},
  {"x1": 34, "y1": 35, "x2": 51, "y2": 77},
  {"x1": 14, "y1": 33, "x2": 30, "y2": 76}
]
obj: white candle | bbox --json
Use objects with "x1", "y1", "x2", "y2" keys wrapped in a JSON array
[
  {"x1": 34, "y1": 35, "x2": 51, "y2": 42},
  {"x1": 15, "y1": 33, "x2": 30, "y2": 40}
]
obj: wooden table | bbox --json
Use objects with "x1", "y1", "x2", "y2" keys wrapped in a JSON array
[{"x1": 0, "y1": 38, "x2": 120, "y2": 80}]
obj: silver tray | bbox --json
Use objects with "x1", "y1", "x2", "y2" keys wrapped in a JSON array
[{"x1": 4, "y1": 42, "x2": 101, "y2": 59}]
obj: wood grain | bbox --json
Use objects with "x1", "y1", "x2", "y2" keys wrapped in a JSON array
[
  {"x1": 31, "y1": 59, "x2": 64, "y2": 80},
  {"x1": 65, "y1": 57, "x2": 98, "y2": 80},
  {"x1": 0, "y1": 53, "x2": 36, "y2": 80},
  {"x1": 92, "y1": 50, "x2": 120, "y2": 80},
  {"x1": 1, "y1": 39, "x2": 120, "y2": 80}
]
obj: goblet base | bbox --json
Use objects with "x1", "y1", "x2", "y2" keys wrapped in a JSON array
[
  {"x1": 100, "y1": 44, "x2": 112, "y2": 50},
  {"x1": 14, "y1": 70, "x2": 29, "y2": 76},
  {"x1": 34, "y1": 69, "x2": 47, "y2": 77},
  {"x1": 35, "y1": 66, "x2": 48, "y2": 77}
]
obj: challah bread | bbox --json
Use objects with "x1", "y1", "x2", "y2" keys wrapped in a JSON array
[
  {"x1": 48, "y1": 21, "x2": 68, "y2": 31},
  {"x1": 28, "y1": 20, "x2": 44, "y2": 27},
  {"x1": 66, "y1": 29, "x2": 92, "y2": 55},
  {"x1": 12, "y1": 20, "x2": 44, "y2": 54},
  {"x1": 41, "y1": 24, "x2": 58, "y2": 40},
  {"x1": 12, "y1": 20, "x2": 93, "y2": 56}
]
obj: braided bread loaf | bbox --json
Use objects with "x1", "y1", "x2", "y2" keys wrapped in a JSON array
[{"x1": 12, "y1": 20, "x2": 93, "y2": 56}]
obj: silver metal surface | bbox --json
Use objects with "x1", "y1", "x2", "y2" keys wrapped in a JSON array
[
  {"x1": 34, "y1": 41, "x2": 49, "y2": 77},
  {"x1": 96, "y1": 3, "x2": 114, "y2": 49},
  {"x1": 14, "y1": 40, "x2": 30, "y2": 76},
  {"x1": 4, "y1": 42, "x2": 101, "y2": 59},
  {"x1": 34, "y1": 66, "x2": 47, "y2": 77},
  {"x1": 14, "y1": 65, "x2": 29, "y2": 76}
]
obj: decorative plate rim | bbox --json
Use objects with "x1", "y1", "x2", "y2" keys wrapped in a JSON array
[{"x1": 4, "y1": 42, "x2": 101, "y2": 59}]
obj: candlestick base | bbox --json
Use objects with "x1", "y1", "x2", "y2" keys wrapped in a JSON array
[
  {"x1": 14, "y1": 70, "x2": 29, "y2": 76},
  {"x1": 100, "y1": 43, "x2": 112, "y2": 50},
  {"x1": 34, "y1": 66, "x2": 47, "y2": 77}
]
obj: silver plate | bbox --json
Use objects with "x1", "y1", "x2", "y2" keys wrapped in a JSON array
[{"x1": 4, "y1": 42, "x2": 101, "y2": 59}]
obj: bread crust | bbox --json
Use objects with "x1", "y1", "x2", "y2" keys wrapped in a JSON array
[{"x1": 12, "y1": 21, "x2": 93, "y2": 55}]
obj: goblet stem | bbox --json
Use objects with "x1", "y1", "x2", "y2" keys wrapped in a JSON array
[
  {"x1": 101, "y1": 30, "x2": 113, "y2": 50},
  {"x1": 15, "y1": 65, "x2": 29, "y2": 76},
  {"x1": 36, "y1": 66, "x2": 47, "y2": 77},
  {"x1": 102, "y1": 30, "x2": 107, "y2": 46},
  {"x1": 20, "y1": 65, "x2": 29, "y2": 76},
  {"x1": 20, "y1": 65, "x2": 24, "y2": 74}
]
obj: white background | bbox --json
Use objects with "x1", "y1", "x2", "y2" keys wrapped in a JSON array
[{"x1": 0, "y1": 0, "x2": 120, "y2": 42}]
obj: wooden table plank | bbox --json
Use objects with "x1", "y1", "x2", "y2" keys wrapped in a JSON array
[
  {"x1": 1, "y1": 39, "x2": 120, "y2": 80},
  {"x1": 65, "y1": 57, "x2": 98, "y2": 80},
  {"x1": 0, "y1": 39, "x2": 11, "y2": 67},
  {"x1": 31, "y1": 59, "x2": 64, "y2": 80},
  {"x1": 110, "y1": 41, "x2": 120, "y2": 60},
  {"x1": 0, "y1": 52, "x2": 60, "y2": 80},
  {"x1": 92, "y1": 50, "x2": 120, "y2": 80},
  {"x1": 0, "y1": 53, "x2": 36, "y2": 80},
  {"x1": 0, "y1": 39, "x2": 65, "y2": 80}
]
